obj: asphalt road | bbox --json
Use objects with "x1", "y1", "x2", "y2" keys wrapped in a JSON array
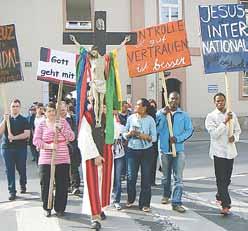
[{"x1": 0, "y1": 138, "x2": 247, "y2": 231}]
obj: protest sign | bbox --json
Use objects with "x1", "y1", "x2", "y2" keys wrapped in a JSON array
[
  {"x1": 37, "y1": 47, "x2": 77, "y2": 86},
  {"x1": 126, "y1": 20, "x2": 191, "y2": 78},
  {"x1": 199, "y1": 4, "x2": 248, "y2": 74},
  {"x1": 0, "y1": 24, "x2": 22, "y2": 83}
]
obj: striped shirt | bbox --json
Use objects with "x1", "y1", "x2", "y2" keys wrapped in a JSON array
[{"x1": 33, "y1": 119, "x2": 75, "y2": 165}]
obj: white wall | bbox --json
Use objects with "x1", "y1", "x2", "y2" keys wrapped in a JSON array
[
  {"x1": 0, "y1": 0, "x2": 64, "y2": 114},
  {"x1": 0, "y1": 0, "x2": 132, "y2": 114},
  {"x1": 185, "y1": 0, "x2": 247, "y2": 117},
  {"x1": 1, "y1": 0, "x2": 246, "y2": 118},
  {"x1": 144, "y1": 0, "x2": 159, "y2": 102},
  {"x1": 94, "y1": 0, "x2": 132, "y2": 101}
]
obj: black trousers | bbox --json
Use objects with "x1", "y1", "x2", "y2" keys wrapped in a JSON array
[
  {"x1": 70, "y1": 161, "x2": 81, "y2": 189},
  {"x1": 151, "y1": 142, "x2": 158, "y2": 184},
  {"x1": 214, "y1": 156, "x2": 234, "y2": 209},
  {"x1": 30, "y1": 144, "x2": 39, "y2": 164},
  {"x1": 39, "y1": 164, "x2": 70, "y2": 212},
  {"x1": 68, "y1": 143, "x2": 81, "y2": 189}
]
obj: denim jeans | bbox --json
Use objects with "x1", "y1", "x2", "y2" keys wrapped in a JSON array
[
  {"x1": 160, "y1": 152, "x2": 185, "y2": 206},
  {"x1": 2, "y1": 147, "x2": 27, "y2": 195},
  {"x1": 127, "y1": 147, "x2": 153, "y2": 209},
  {"x1": 113, "y1": 156, "x2": 125, "y2": 203}
]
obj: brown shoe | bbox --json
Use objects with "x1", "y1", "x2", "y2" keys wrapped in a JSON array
[
  {"x1": 126, "y1": 202, "x2": 133, "y2": 208},
  {"x1": 142, "y1": 207, "x2": 150, "y2": 212},
  {"x1": 161, "y1": 197, "x2": 169, "y2": 204},
  {"x1": 220, "y1": 207, "x2": 230, "y2": 216},
  {"x1": 172, "y1": 205, "x2": 186, "y2": 213}
]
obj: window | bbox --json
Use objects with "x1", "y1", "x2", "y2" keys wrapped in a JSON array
[
  {"x1": 241, "y1": 72, "x2": 248, "y2": 97},
  {"x1": 126, "y1": 84, "x2": 132, "y2": 95},
  {"x1": 159, "y1": 0, "x2": 182, "y2": 23},
  {"x1": 240, "y1": 1, "x2": 248, "y2": 23},
  {"x1": 65, "y1": 0, "x2": 92, "y2": 30}
]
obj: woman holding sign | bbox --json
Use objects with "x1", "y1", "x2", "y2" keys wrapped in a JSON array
[{"x1": 33, "y1": 102, "x2": 75, "y2": 217}]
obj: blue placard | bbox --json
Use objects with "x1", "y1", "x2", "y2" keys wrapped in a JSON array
[{"x1": 199, "y1": 4, "x2": 248, "y2": 74}]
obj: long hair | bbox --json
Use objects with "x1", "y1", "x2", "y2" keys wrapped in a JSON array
[{"x1": 139, "y1": 98, "x2": 154, "y2": 117}]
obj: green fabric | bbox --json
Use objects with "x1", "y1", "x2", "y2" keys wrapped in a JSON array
[
  {"x1": 76, "y1": 47, "x2": 86, "y2": 82},
  {"x1": 105, "y1": 52, "x2": 118, "y2": 144}
]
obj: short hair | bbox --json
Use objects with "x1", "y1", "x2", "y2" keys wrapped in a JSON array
[
  {"x1": 68, "y1": 105, "x2": 75, "y2": 113},
  {"x1": 46, "y1": 102, "x2": 56, "y2": 110},
  {"x1": 122, "y1": 101, "x2": 128, "y2": 106},
  {"x1": 12, "y1": 99, "x2": 21, "y2": 105},
  {"x1": 213, "y1": 92, "x2": 226, "y2": 101},
  {"x1": 65, "y1": 98, "x2": 72, "y2": 105},
  {"x1": 37, "y1": 102, "x2": 44, "y2": 108},
  {"x1": 169, "y1": 91, "x2": 180, "y2": 98},
  {"x1": 29, "y1": 106, "x2": 36, "y2": 111},
  {"x1": 91, "y1": 45, "x2": 99, "y2": 51}
]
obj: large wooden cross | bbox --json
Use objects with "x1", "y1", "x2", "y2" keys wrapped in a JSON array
[{"x1": 63, "y1": 11, "x2": 137, "y2": 55}]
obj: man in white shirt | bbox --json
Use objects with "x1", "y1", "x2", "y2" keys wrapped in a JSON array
[{"x1": 205, "y1": 92, "x2": 241, "y2": 215}]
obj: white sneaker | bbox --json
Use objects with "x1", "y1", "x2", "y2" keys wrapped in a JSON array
[{"x1": 114, "y1": 203, "x2": 122, "y2": 210}]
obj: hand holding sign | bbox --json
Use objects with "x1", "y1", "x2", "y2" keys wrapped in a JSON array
[
  {"x1": 37, "y1": 48, "x2": 77, "y2": 86},
  {"x1": 224, "y1": 111, "x2": 233, "y2": 124}
]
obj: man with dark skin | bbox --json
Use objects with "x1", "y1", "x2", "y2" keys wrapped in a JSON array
[
  {"x1": 213, "y1": 94, "x2": 234, "y2": 142},
  {"x1": 156, "y1": 92, "x2": 193, "y2": 213},
  {"x1": 205, "y1": 93, "x2": 241, "y2": 215}
]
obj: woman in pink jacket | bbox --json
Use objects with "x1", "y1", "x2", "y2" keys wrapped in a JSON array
[{"x1": 33, "y1": 102, "x2": 75, "y2": 217}]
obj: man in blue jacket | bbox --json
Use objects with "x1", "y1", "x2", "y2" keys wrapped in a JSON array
[{"x1": 156, "y1": 92, "x2": 193, "y2": 213}]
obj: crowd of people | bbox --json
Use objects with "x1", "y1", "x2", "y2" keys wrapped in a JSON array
[{"x1": 0, "y1": 91, "x2": 241, "y2": 229}]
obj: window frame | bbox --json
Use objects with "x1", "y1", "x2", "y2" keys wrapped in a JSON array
[
  {"x1": 240, "y1": 0, "x2": 248, "y2": 100},
  {"x1": 63, "y1": 0, "x2": 94, "y2": 32},
  {"x1": 158, "y1": 0, "x2": 182, "y2": 23}
]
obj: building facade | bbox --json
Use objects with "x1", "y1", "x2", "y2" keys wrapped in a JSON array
[{"x1": 0, "y1": 0, "x2": 247, "y2": 129}]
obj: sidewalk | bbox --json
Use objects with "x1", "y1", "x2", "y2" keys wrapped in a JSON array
[{"x1": 188, "y1": 130, "x2": 248, "y2": 142}]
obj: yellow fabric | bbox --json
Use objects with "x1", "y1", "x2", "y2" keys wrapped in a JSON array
[{"x1": 112, "y1": 49, "x2": 122, "y2": 108}]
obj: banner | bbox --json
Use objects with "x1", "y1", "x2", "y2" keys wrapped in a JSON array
[
  {"x1": 126, "y1": 20, "x2": 191, "y2": 78},
  {"x1": 199, "y1": 4, "x2": 248, "y2": 74},
  {"x1": 37, "y1": 47, "x2": 77, "y2": 85},
  {"x1": 0, "y1": 24, "x2": 22, "y2": 83}
]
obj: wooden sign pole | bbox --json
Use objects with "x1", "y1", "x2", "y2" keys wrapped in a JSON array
[
  {"x1": 47, "y1": 80, "x2": 64, "y2": 209},
  {"x1": 0, "y1": 84, "x2": 12, "y2": 137},
  {"x1": 160, "y1": 72, "x2": 177, "y2": 157},
  {"x1": 224, "y1": 72, "x2": 233, "y2": 137}
]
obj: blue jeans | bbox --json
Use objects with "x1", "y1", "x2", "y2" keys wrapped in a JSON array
[
  {"x1": 113, "y1": 156, "x2": 125, "y2": 203},
  {"x1": 2, "y1": 147, "x2": 27, "y2": 195},
  {"x1": 160, "y1": 152, "x2": 185, "y2": 206},
  {"x1": 127, "y1": 147, "x2": 153, "y2": 209}
]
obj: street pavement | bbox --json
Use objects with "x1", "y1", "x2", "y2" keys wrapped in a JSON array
[{"x1": 0, "y1": 132, "x2": 248, "y2": 231}]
